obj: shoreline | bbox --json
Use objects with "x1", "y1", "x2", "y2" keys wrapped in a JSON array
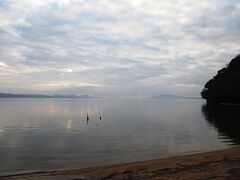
[{"x1": 1, "y1": 147, "x2": 240, "y2": 179}]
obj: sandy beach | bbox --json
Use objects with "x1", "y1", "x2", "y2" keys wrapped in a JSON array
[{"x1": 0, "y1": 147, "x2": 240, "y2": 179}]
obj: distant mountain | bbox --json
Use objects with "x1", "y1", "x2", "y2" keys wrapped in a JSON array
[
  {"x1": 152, "y1": 94, "x2": 201, "y2": 99},
  {"x1": 201, "y1": 54, "x2": 240, "y2": 103},
  {"x1": 0, "y1": 93, "x2": 94, "y2": 98}
]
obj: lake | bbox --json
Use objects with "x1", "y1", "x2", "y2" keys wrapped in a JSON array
[{"x1": 0, "y1": 98, "x2": 239, "y2": 174}]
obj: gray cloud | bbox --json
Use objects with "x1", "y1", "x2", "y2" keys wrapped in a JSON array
[{"x1": 0, "y1": 0, "x2": 239, "y2": 96}]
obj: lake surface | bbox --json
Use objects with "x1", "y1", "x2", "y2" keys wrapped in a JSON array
[{"x1": 0, "y1": 98, "x2": 239, "y2": 174}]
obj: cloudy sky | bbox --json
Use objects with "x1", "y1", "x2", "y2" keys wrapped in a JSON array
[{"x1": 0, "y1": 0, "x2": 239, "y2": 97}]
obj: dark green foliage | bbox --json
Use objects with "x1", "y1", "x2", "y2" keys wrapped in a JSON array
[{"x1": 201, "y1": 54, "x2": 240, "y2": 103}]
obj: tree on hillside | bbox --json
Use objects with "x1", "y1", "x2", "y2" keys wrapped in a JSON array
[{"x1": 201, "y1": 54, "x2": 240, "y2": 103}]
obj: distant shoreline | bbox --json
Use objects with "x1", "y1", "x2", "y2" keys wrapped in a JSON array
[
  {"x1": 1, "y1": 147, "x2": 240, "y2": 179},
  {"x1": 0, "y1": 93, "x2": 94, "y2": 99},
  {"x1": 0, "y1": 93, "x2": 203, "y2": 100}
]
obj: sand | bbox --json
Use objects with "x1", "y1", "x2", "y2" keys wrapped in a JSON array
[{"x1": 0, "y1": 147, "x2": 240, "y2": 179}]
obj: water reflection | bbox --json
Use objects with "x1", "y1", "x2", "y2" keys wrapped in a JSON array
[
  {"x1": 202, "y1": 103, "x2": 240, "y2": 145},
  {"x1": 0, "y1": 98, "x2": 233, "y2": 173},
  {"x1": 66, "y1": 119, "x2": 72, "y2": 130}
]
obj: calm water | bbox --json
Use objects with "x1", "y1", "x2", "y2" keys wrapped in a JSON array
[{"x1": 0, "y1": 98, "x2": 239, "y2": 173}]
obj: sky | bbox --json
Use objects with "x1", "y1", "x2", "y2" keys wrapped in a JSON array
[{"x1": 0, "y1": 0, "x2": 239, "y2": 97}]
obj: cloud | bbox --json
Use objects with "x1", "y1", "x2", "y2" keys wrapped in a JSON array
[{"x1": 0, "y1": 0, "x2": 239, "y2": 96}]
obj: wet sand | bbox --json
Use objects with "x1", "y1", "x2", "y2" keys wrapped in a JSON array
[{"x1": 1, "y1": 147, "x2": 240, "y2": 179}]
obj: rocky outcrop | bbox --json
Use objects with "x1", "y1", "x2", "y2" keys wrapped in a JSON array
[{"x1": 201, "y1": 55, "x2": 240, "y2": 103}]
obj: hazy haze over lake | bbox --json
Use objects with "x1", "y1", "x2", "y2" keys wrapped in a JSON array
[{"x1": 1, "y1": 0, "x2": 240, "y2": 175}]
